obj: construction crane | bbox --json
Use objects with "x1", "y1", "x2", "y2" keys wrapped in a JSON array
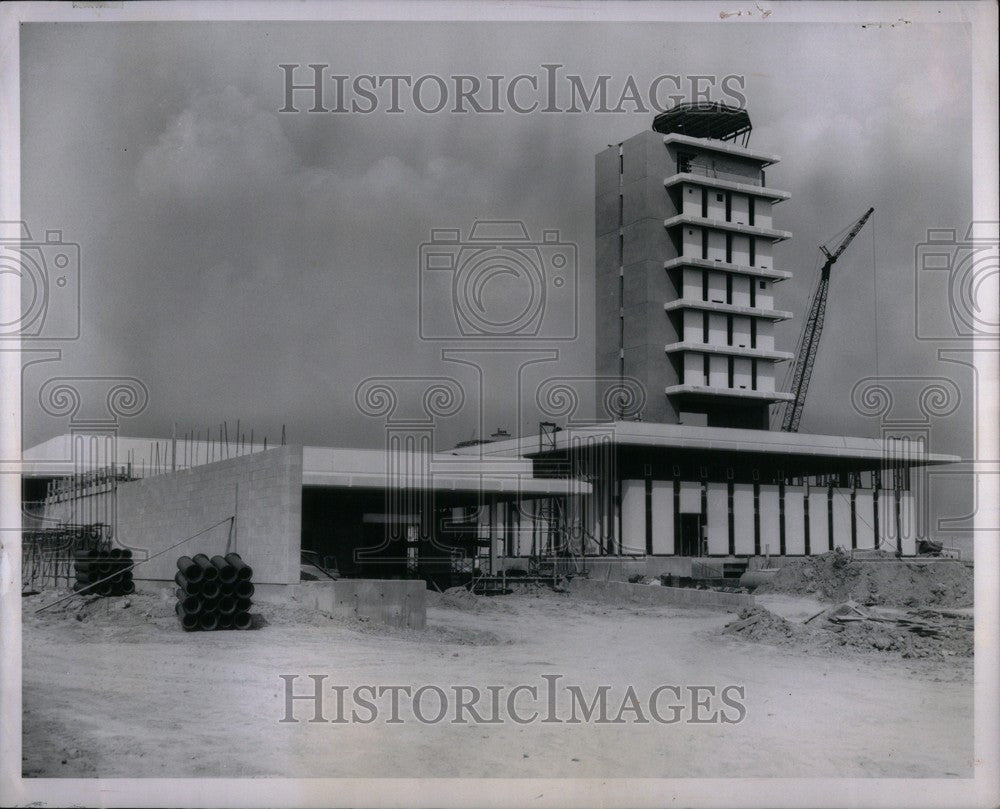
[{"x1": 779, "y1": 207, "x2": 875, "y2": 432}]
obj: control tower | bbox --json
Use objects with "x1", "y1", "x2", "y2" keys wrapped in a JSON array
[{"x1": 595, "y1": 102, "x2": 795, "y2": 428}]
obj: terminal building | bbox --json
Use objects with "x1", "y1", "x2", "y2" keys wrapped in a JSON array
[{"x1": 20, "y1": 104, "x2": 958, "y2": 590}]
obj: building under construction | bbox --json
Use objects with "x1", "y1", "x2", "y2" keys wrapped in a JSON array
[{"x1": 21, "y1": 104, "x2": 959, "y2": 594}]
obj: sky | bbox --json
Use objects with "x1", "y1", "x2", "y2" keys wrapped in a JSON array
[{"x1": 19, "y1": 19, "x2": 976, "y2": 483}]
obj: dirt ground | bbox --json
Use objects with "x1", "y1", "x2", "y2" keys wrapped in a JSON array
[{"x1": 21, "y1": 583, "x2": 973, "y2": 779}]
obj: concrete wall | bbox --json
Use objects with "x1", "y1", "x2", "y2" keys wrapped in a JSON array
[
  {"x1": 115, "y1": 446, "x2": 303, "y2": 584},
  {"x1": 259, "y1": 579, "x2": 427, "y2": 630},
  {"x1": 569, "y1": 577, "x2": 754, "y2": 610}
]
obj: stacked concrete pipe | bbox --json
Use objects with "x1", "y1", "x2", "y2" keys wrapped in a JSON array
[
  {"x1": 174, "y1": 553, "x2": 254, "y2": 631},
  {"x1": 74, "y1": 548, "x2": 135, "y2": 597}
]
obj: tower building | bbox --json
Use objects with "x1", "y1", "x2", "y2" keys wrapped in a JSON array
[{"x1": 595, "y1": 103, "x2": 795, "y2": 428}]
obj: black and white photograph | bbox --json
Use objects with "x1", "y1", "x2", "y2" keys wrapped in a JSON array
[{"x1": 1, "y1": 2, "x2": 997, "y2": 807}]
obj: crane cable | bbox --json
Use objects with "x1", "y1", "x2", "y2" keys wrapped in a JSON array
[{"x1": 871, "y1": 210, "x2": 879, "y2": 383}]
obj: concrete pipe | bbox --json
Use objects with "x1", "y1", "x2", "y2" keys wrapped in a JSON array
[
  {"x1": 175, "y1": 590, "x2": 201, "y2": 615},
  {"x1": 192, "y1": 553, "x2": 219, "y2": 582},
  {"x1": 122, "y1": 580, "x2": 136, "y2": 595},
  {"x1": 224, "y1": 553, "x2": 254, "y2": 582},
  {"x1": 198, "y1": 612, "x2": 219, "y2": 631},
  {"x1": 233, "y1": 612, "x2": 252, "y2": 630},
  {"x1": 175, "y1": 603, "x2": 199, "y2": 631},
  {"x1": 210, "y1": 556, "x2": 238, "y2": 584},
  {"x1": 199, "y1": 581, "x2": 221, "y2": 600},
  {"x1": 219, "y1": 582, "x2": 236, "y2": 597},
  {"x1": 235, "y1": 597, "x2": 252, "y2": 612},
  {"x1": 174, "y1": 571, "x2": 201, "y2": 595},
  {"x1": 109, "y1": 548, "x2": 122, "y2": 559},
  {"x1": 200, "y1": 596, "x2": 219, "y2": 613},
  {"x1": 120, "y1": 549, "x2": 133, "y2": 560},
  {"x1": 217, "y1": 596, "x2": 237, "y2": 615},
  {"x1": 97, "y1": 563, "x2": 114, "y2": 575},
  {"x1": 235, "y1": 581, "x2": 254, "y2": 599},
  {"x1": 176, "y1": 556, "x2": 203, "y2": 583},
  {"x1": 217, "y1": 613, "x2": 234, "y2": 630},
  {"x1": 95, "y1": 582, "x2": 112, "y2": 596}
]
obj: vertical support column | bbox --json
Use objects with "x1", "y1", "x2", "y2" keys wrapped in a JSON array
[
  {"x1": 753, "y1": 482, "x2": 761, "y2": 556},
  {"x1": 778, "y1": 478, "x2": 786, "y2": 556}
]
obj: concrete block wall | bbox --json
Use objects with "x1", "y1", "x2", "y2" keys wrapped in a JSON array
[{"x1": 114, "y1": 446, "x2": 303, "y2": 584}]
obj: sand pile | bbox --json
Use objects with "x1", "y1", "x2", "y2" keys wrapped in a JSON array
[{"x1": 754, "y1": 549, "x2": 972, "y2": 608}]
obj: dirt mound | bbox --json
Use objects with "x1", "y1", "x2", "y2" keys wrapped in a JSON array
[
  {"x1": 754, "y1": 549, "x2": 972, "y2": 608},
  {"x1": 722, "y1": 606, "x2": 808, "y2": 645}
]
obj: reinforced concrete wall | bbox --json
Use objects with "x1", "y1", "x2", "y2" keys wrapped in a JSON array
[{"x1": 114, "y1": 446, "x2": 303, "y2": 584}]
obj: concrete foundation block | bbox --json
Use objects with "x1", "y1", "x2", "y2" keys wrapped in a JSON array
[{"x1": 263, "y1": 579, "x2": 427, "y2": 630}]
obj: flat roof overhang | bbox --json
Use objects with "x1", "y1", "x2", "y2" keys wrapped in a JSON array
[
  {"x1": 664, "y1": 384, "x2": 795, "y2": 403},
  {"x1": 303, "y1": 446, "x2": 589, "y2": 496},
  {"x1": 664, "y1": 299, "x2": 793, "y2": 321},
  {"x1": 661, "y1": 133, "x2": 780, "y2": 166},
  {"x1": 664, "y1": 213, "x2": 792, "y2": 242},
  {"x1": 302, "y1": 470, "x2": 589, "y2": 497},
  {"x1": 449, "y1": 421, "x2": 961, "y2": 469},
  {"x1": 664, "y1": 173, "x2": 790, "y2": 202},
  {"x1": 665, "y1": 341, "x2": 794, "y2": 362},
  {"x1": 663, "y1": 256, "x2": 792, "y2": 282}
]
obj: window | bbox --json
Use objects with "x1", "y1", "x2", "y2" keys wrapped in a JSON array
[
  {"x1": 726, "y1": 315, "x2": 733, "y2": 346},
  {"x1": 701, "y1": 188, "x2": 708, "y2": 218},
  {"x1": 751, "y1": 359, "x2": 758, "y2": 390},
  {"x1": 726, "y1": 275, "x2": 733, "y2": 304},
  {"x1": 759, "y1": 280, "x2": 767, "y2": 290},
  {"x1": 749, "y1": 197, "x2": 755, "y2": 226},
  {"x1": 702, "y1": 312, "x2": 709, "y2": 343},
  {"x1": 749, "y1": 237, "x2": 755, "y2": 266},
  {"x1": 716, "y1": 193, "x2": 724, "y2": 202},
  {"x1": 750, "y1": 280, "x2": 756, "y2": 308},
  {"x1": 750, "y1": 319, "x2": 757, "y2": 348},
  {"x1": 727, "y1": 357, "x2": 734, "y2": 388},
  {"x1": 703, "y1": 353, "x2": 710, "y2": 382},
  {"x1": 701, "y1": 229, "x2": 708, "y2": 260},
  {"x1": 701, "y1": 270, "x2": 709, "y2": 301},
  {"x1": 725, "y1": 233, "x2": 732, "y2": 263}
]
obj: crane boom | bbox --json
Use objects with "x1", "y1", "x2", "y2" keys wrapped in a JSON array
[{"x1": 779, "y1": 207, "x2": 874, "y2": 432}]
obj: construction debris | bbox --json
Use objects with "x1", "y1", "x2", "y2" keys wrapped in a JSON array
[{"x1": 722, "y1": 600, "x2": 973, "y2": 659}]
